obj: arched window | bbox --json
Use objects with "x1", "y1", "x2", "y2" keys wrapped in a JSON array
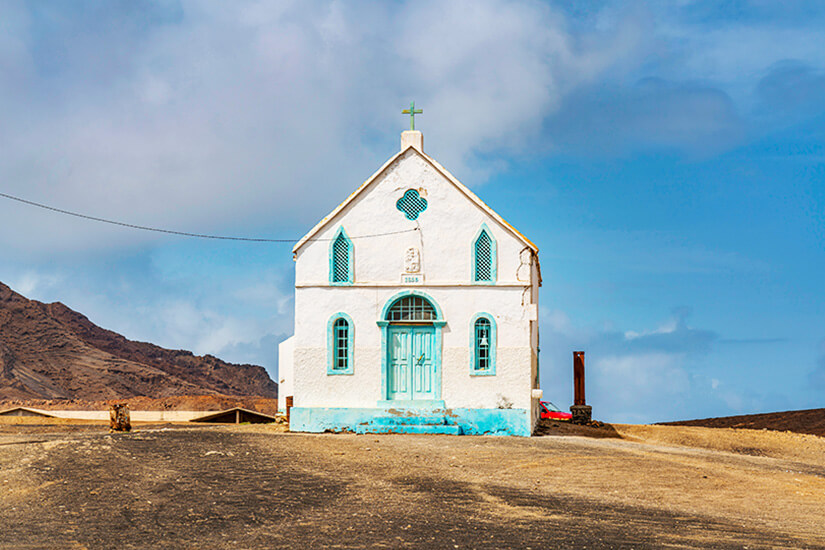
[
  {"x1": 330, "y1": 227, "x2": 353, "y2": 285},
  {"x1": 473, "y1": 225, "x2": 496, "y2": 283},
  {"x1": 386, "y1": 295, "x2": 437, "y2": 322},
  {"x1": 327, "y1": 313, "x2": 354, "y2": 374},
  {"x1": 470, "y1": 314, "x2": 496, "y2": 375}
]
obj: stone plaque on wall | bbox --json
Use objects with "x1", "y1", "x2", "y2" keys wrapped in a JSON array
[{"x1": 401, "y1": 273, "x2": 424, "y2": 284}]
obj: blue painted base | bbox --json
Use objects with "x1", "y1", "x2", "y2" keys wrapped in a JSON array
[{"x1": 289, "y1": 407, "x2": 532, "y2": 437}]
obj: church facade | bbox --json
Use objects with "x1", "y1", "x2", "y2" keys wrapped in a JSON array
[{"x1": 278, "y1": 130, "x2": 542, "y2": 436}]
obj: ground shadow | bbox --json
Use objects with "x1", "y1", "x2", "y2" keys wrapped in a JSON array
[{"x1": 535, "y1": 418, "x2": 622, "y2": 439}]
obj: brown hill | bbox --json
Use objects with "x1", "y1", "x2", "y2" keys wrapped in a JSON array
[
  {"x1": 0, "y1": 282, "x2": 277, "y2": 401},
  {"x1": 659, "y1": 408, "x2": 825, "y2": 437}
]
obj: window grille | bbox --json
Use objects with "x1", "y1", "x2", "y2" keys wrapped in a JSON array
[
  {"x1": 474, "y1": 230, "x2": 493, "y2": 282},
  {"x1": 396, "y1": 189, "x2": 428, "y2": 220},
  {"x1": 474, "y1": 318, "x2": 491, "y2": 371},
  {"x1": 332, "y1": 231, "x2": 350, "y2": 283},
  {"x1": 386, "y1": 296, "x2": 436, "y2": 322},
  {"x1": 333, "y1": 318, "x2": 349, "y2": 370}
]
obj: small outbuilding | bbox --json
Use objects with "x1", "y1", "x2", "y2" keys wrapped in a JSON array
[
  {"x1": 0, "y1": 407, "x2": 56, "y2": 418},
  {"x1": 189, "y1": 408, "x2": 277, "y2": 424}
]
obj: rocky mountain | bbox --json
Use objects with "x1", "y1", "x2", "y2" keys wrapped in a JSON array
[{"x1": 0, "y1": 282, "x2": 277, "y2": 401}]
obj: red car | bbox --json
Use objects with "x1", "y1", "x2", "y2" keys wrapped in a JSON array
[{"x1": 540, "y1": 401, "x2": 572, "y2": 421}]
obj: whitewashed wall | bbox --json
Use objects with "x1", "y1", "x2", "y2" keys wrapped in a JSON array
[
  {"x1": 293, "y1": 286, "x2": 533, "y2": 409},
  {"x1": 277, "y1": 335, "x2": 294, "y2": 401},
  {"x1": 294, "y1": 150, "x2": 533, "y2": 286},
  {"x1": 290, "y1": 142, "x2": 540, "y2": 418}
]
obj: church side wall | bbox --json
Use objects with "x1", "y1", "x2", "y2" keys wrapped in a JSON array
[
  {"x1": 276, "y1": 336, "x2": 295, "y2": 412},
  {"x1": 531, "y1": 258, "x2": 541, "y2": 431}
]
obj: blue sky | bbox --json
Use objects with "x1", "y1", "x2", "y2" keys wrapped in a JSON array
[{"x1": 1, "y1": 1, "x2": 823, "y2": 422}]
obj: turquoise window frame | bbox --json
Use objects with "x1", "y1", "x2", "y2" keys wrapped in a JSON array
[
  {"x1": 327, "y1": 312, "x2": 354, "y2": 375},
  {"x1": 377, "y1": 290, "x2": 446, "y2": 404},
  {"x1": 472, "y1": 223, "x2": 497, "y2": 284},
  {"x1": 329, "y1": 226, "x2": 354, "y2": 286},
  {"x1": 469, "y1": 313, "x2": 496, "y2": 376}
]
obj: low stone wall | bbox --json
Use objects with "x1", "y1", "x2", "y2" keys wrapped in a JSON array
[{"x1": 18, "y1": 409, "x2": 209, "y2": 422}]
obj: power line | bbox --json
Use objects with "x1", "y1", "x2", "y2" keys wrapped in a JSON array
[{"x1": 0, "y1": 191, "x2": 418, "y2": 243}]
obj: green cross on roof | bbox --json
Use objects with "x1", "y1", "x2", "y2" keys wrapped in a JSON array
[{"x1": 402, "y1": 101, "x2": 423, "y2": 131}]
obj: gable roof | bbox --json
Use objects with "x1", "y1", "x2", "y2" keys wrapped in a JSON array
[
  {"x1": 0, "y1": 406, "x2": 56, "y2": 417},
  {"x1": 292, "y1": 145, "x2": 540, "y2": 262},
  {"x1": 189, "y1": 407, "x2": 278, "y2": 424}
]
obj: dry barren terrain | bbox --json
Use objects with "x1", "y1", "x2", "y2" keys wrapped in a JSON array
[
  {"x1": 1, "y1": 419, "x2": 823, "y2": 549},
  {"x1": 661, "y1": 408, "x2": 825, "y2": 437}
]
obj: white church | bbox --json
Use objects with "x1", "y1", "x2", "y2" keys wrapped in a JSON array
[{"x1": 278, "y1": 115, "x2": 542, "y2": 436}]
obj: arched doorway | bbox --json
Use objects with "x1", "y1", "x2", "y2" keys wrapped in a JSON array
[{"x1": 377, "y1": 292, "x2": 445, "y2": 404}]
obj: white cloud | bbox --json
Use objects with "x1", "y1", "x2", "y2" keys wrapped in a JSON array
[
  {"x1": 591, "y1": 352, "x2": 691, "y2": 421},
  {"x1": 133, "y1": 298, "x2": 283, "y2": 372},
  {"x1": 624, "y1": 312, "x2": 684, "y2": 341},
  {"x1": 232, "y1": 281, "x2": 293, "y2": 316},
  {"x1": 4, "y1": 270, "x2": 62, "y2": 298},
  {"x1": 3, "y1": 2, "x2": 825, "y2": 259},
  {"x1": 540, "y1": 307, "x2": 721, "y2": 423},
  {"x1": 0, "y1": 1, "x2": 646, "y2": 256},
  {"x1": 542, "y1": 308, "x2": 573, "y2": 334}
]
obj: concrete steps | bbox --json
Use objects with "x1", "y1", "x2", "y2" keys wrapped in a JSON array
[
  {"x1": 355, "y1": 412, "x2": 462, "y2": 435},
  {"x1": 355, "y1": 423, "x2": 461, "y2": 435},
  {"x1": 372, "y1": 415, "x2": 447, "y2": 425}
]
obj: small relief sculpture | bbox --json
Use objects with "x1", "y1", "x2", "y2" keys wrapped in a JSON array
[{"x1": 404, "y1": 247, "x2": 421, "y2": 273}]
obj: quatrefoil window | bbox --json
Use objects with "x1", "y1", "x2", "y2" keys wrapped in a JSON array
[{"x1": 396, "y1": 189, "x2": 428, "y2": 220}]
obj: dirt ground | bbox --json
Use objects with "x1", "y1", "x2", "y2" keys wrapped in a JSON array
[{"x1": 1, "y1": 419, "x2": 824, "y2": 549}]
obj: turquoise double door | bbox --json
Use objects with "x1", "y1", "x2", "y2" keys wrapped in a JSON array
[{"x1": 387, "y1": 326, "x2": 437, "y2": 401}]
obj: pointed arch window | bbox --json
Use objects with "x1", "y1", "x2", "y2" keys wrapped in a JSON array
[
  {"x1": 329, "y1": 227, "x2": 353, "y2": 285},
  {"x1": 473, "y1": 224, "x2": 496, "y2": 283},
  {"x1": 327, "y1": 313, "x2": 354, "y2": 374},
  {"x1": 470, "y1": 313, "x2": 496, "y2": 375}
]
